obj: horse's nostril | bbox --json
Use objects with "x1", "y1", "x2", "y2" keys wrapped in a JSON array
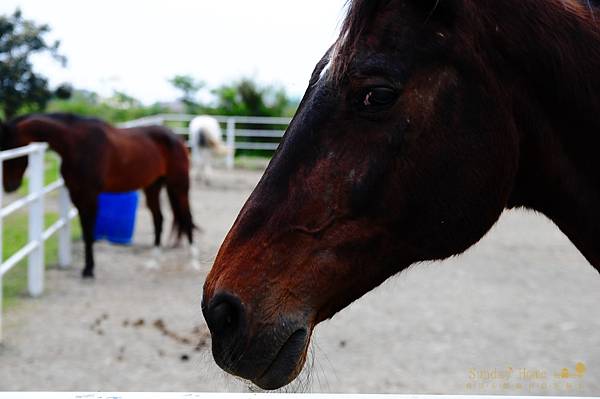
[
  {"x1": 204, "y1": 293, "x2": 245, "y2": 339},
  {"x1": 212, "y1": 302, "x2": 236, "y2": 333}
]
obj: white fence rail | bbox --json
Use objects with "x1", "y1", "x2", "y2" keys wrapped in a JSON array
[
  {"x1": 119, "y1": 114, "x2": 292, "y2": 169},
  {"x1": 0, "y1": 143, "x2": 78, "y2": 341}
]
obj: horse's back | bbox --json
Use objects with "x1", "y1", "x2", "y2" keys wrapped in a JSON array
[
  {"x1": 129, "y1": 125, "x2": 186, "y2": 151},
  {"x1": 119, "y1": 125, "x2": 188, "y2": 164},
  {"x1": 99, "y1": 126, "x2": 169, "y2": 191},
  {"x1": 15, "y1": 113, "x2": 188, "y2": 192}
]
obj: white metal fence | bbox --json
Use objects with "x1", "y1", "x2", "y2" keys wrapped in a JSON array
[
  {"x1": 0, "y1": 143, "x2": 78, "y2": 341},
  {"x1": 119, "y1": 114, "x2": 292, "y2": 169}
]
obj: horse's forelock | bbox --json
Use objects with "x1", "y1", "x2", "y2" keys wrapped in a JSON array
[
  {"x1": 329, "y1": 0, "x2": 459, "y2": 82},
  {"x1": 329, "y1": 0, "x2": 392, "y2": 81}
]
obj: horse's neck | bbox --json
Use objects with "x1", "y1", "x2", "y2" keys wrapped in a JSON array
[
  {"x1": 22, "y1": 119, "x2": 73, "y2": 159},
  {"x1": 491, "y1": 1, "x2": 600, "y2": 268},
  {"x1": 480, "y1": 0, "x2": 600, "y2": 174},
  {"x1": 508, "y1": 88, "x2": 600, "y2": 268}
]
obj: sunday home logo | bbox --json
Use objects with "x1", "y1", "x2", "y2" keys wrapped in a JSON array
[{"x1": 465, "y1": 362, "x2": 587, "y2": 393}]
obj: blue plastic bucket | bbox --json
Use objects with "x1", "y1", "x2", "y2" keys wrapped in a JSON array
[{"x1": 94, "y1": 191, "x2": 139, "y2": 245}]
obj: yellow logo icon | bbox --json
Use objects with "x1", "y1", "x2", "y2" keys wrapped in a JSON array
[
  {"x1": 575, "y1": 362, "x2": 587, "y2": 377},
  {"x1": 557, "y1": 362, "x2": 587, "y2": 379}
]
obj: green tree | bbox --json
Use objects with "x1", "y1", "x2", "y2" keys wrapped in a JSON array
[
  {"x1": 109, "y1": 90, "x2": 142, "y2": 109},
  {"x1": 209, "y1": 77, "x2": 298, "y2": 157},
  {"x1": 211, "y1": 77, "x2": 296, "y2": 117},
  {"x1": 0, "y1": 8, "x2": 66, "y2": 119},
  {"x1": 168, "y1": 74, "x2": 204, "y2": 113}
]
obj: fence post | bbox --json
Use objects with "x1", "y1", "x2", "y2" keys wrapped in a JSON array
[
  {"x1": 226, "y1": 118, "x2": 236, "y2": 170},
  {"x1": 0, "y1": 160, "x2": 3, "y2": 342},
  {"x1": 58, "y1": 184, "x2": 72, "y2": 268},
  {"x1": 0, "y1": 275, "x2": 3, "y2": 343},
  {"x1": 28, "y1": 145, "x2": 45, "y2": 297}
]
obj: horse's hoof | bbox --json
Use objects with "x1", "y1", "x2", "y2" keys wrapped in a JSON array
[{"x1": 82, "y1": 270, "x2": 95, "y2": 279}]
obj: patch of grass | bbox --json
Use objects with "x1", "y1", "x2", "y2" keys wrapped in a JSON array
[{"x1": 2, "y1": 212, "x2": 81, "y2": 308}]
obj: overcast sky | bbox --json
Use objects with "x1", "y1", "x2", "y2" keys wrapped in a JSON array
[{"x1": 0, "y1": 1, "x2": 348, "y2": 103}]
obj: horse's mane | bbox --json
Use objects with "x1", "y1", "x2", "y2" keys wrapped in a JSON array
[
  {"x1": 470, "y1": 0, "x2": 600, "y2": 125},
  {"x1": 7, "y1": 112, "x2": 107, "y2": 128},
  {"x1": 330, "y1": 0, "x2": 600, "y2": 85},
  {"x1": 0, "y1": 113, "x2": 111, "y2": 148},
  {"x1": 46, "y1": 112, "x2": 106, "y2": 125}
]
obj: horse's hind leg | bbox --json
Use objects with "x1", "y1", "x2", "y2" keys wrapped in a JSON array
[
  {"x1": 144, "y1": 178, "x2": 165, "y2": 247},
  {"x1": 165, "y1": 175, "x2": 195, "y2": 245}
]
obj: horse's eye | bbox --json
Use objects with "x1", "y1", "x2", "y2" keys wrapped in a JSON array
[{"x1": 360, "y1": 87, "x2": 398, "y2": 109}]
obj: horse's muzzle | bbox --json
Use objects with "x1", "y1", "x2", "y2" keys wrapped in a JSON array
[
  {"x1": 4, "y1": 180, "x2": 20, "y2": 193},
  {"x1": 202, "y1": 290, "x2": 310, "y2": 390},
  {"x1": 253, "y1": 328, "x2": 309, "y2": 390}
]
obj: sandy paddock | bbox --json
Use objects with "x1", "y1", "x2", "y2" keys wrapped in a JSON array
[{"x1": 0, "y1": 168, "x2": 598, "y2": 394}]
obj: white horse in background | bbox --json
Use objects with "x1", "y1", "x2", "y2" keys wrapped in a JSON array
[{"x1": 189, "y1": 115, "x2": 231, "y2": 182}]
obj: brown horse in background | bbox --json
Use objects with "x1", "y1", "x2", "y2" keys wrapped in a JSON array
[
  {"x1": 203, "y1": 0, "x2": 600, "y2": 390},
  {"x1": 0, "y1": 113, "x2": 194, "y2": 278}
]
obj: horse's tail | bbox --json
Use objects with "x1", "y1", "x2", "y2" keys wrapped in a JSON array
[
  {"x1": 209, "y1": 139, "x2": 232, "y2": 156},
  {"x1": 190, "y1": 115, "x2": 231, "y2": 157},
  {"x1": 156, "y1": 127, "x2": 195, "y2": 244}
]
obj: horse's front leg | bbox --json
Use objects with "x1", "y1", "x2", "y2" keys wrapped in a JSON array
[
  {"x1": 71, "y1": 191, "x2": 98, "y2": 278},
  {"x1": 80, "y1": 212, "x2": 96, "y2": 278}
]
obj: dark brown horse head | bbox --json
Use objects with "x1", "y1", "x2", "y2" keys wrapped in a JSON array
[
  {"x1": 203, "y1": 0, "x2": 525, "y2": 390},
  {"x1": 0, "y1": 118, "x2": 29, "y2": 193}
]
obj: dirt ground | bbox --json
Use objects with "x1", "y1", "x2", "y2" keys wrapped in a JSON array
[{"x1": 0, "y1": 168, "x2": 599, "y2": 395}]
